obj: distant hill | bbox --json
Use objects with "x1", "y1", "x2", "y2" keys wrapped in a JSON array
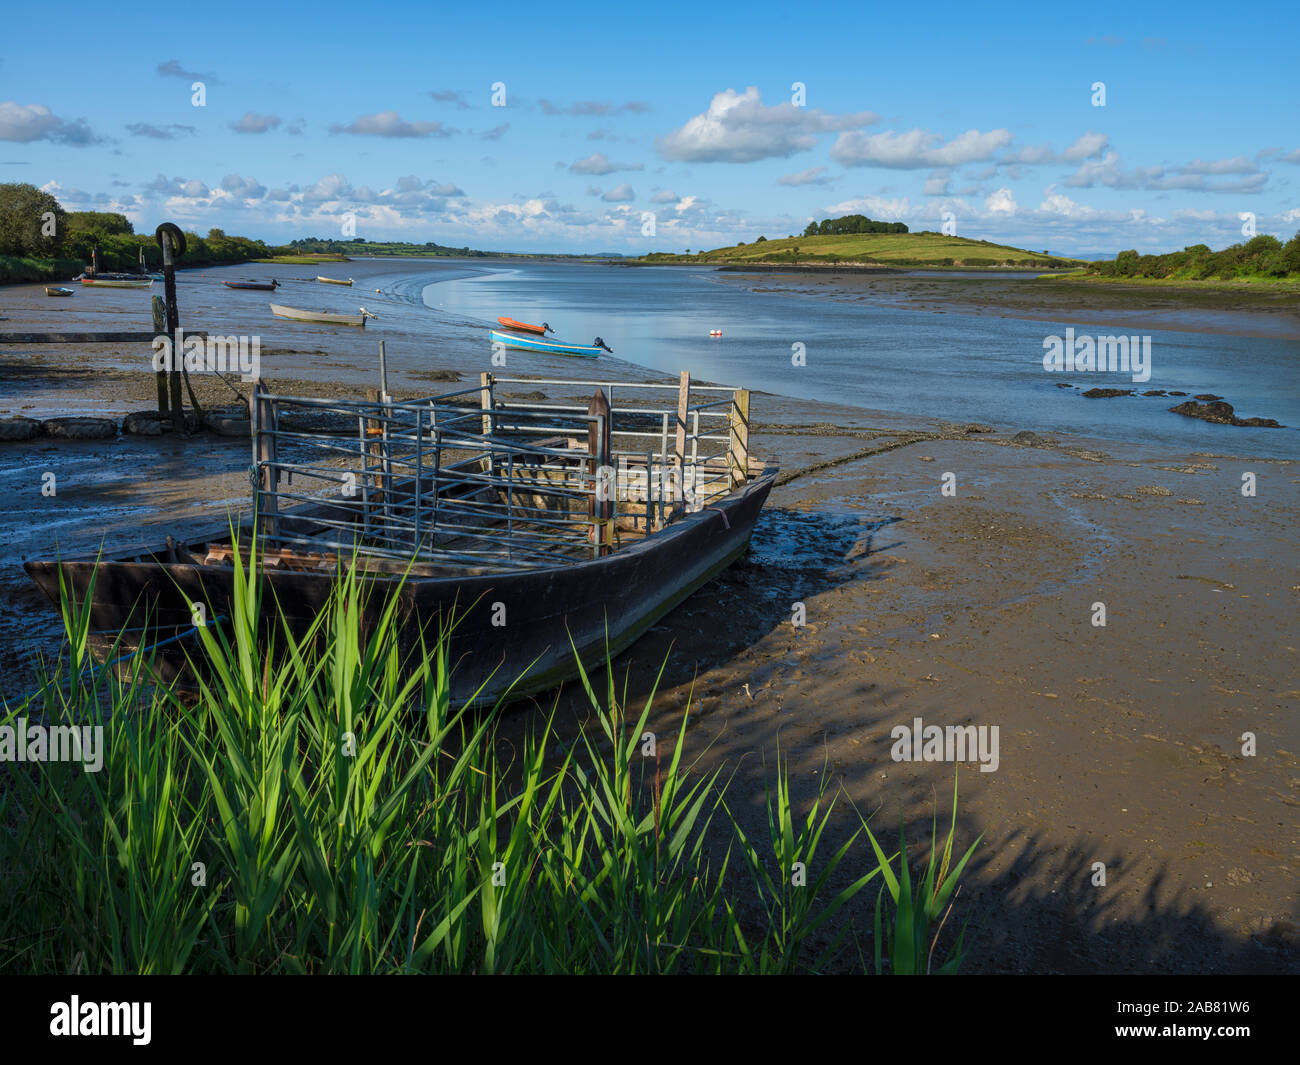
[{"x1": 638, "y1": 232, "x2": 1084, "y2": 269}]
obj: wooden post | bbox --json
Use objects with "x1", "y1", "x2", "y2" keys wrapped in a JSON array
[
  {"x1": 151, "y1": 295, "x2": 169, "y2": 417},
  {"x1": 673, "y1": 370, "x2": 690, "y2": 517},
  {"x1": 479, "y1": 371, "x2": 495, "y2": 478},
  {"x1": 160, "y1": 230, "x2": 183, "y2": 418},
  {"x1": 728, "y1": 388, "x2": 750, "y2": 490},
  {"x1": 587, "y1": 389, "x2": 613, "y2": 557}
]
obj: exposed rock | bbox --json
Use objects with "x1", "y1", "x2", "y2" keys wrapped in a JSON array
[
  {"x1": 1141, "y1": 390, "x2": 1167, "y2": 396},
  {"x1": 1055, "y1": 382, "x2": 1074, "y2": 388},
  {"x1": 1012, "y1": 430, "x2": 1044, "y2": 445},
  {"x1": 963, "y1": 423, "x2": 995, "y2": 433},
  {"x1": 1168, "y1": 400, "x2": 1283, "y2": 428},
  {"x1": 1136, "y1": 485, "x2": 1173, "y2": 496},
  {"x1": 0, "y1": 417, "x2": 41, "y2": 442},
  {"x1": 1168, "y1": 391, "x2": 1188, "y2": 396},
  {"x1": 123, "y1": 411, "x2": 165, "y2": 436},
  {"x1": 42, "y1": 416, "x2": 118, "y2": 440},
  {"x1": 1081, "y1": 388, "x2": 1134, "y2": 398},
  {"x1": 1193, "y1": 393, "x2": 1223, "y2": 401}
]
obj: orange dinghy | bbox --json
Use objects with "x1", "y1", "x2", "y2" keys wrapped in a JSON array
[{"x1": 497, "y1": 316, "x2": 550, "y2": 335}]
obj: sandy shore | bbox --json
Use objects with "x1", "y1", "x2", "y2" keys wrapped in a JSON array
[{"x1": 1, "y1": 272, "x2": 1296, "y2": 973}]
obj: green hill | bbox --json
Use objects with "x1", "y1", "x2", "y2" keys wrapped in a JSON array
[{"x1": 640, "y1": 231, "x2": 1083, "y2": 269}]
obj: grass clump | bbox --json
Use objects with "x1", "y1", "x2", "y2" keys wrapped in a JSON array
[{"x1": 0, "y1": 541, "x2": 980, "y2": 973}]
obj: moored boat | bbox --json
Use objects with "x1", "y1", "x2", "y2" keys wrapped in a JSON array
[
  {"x1": 224, "y1": 279, "x2": 280, "y2": 291},
  {"x1": 80, "y1": 276, "x2": 153, "y2": 288},
  {"x1": 24, "y1": 373, "x2": 770, "y2": 707},
  {"x1": 270, "y1": 302, "x2": 370, "y2": 326},
  {"x1": 316, "y1": 276, "x2": 353, "y2": 286},
  {"x1": 45, "y1": 286, "x2": 74, "y2": 297},
  {"x1": 497, "y1": 316, "x2": 551, "y2": 335},
  {"x1": 489, "y1": 329, "x2": 611, "y2": 358}
]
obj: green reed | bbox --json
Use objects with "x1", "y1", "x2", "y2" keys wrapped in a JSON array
[{"x1": 0, "y1": 536, "x2": 980, "y2": 974}]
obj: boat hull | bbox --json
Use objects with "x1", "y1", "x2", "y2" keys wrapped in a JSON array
[
  {"x1": 24, "y1": 472, "x2": 775, "y2": 707},
  {"x1": 270, "y1": 302, "x2": 365, "y2": 326},
  {"x1": 497, "y1": 316, "x2": 547, "y2": 335},
  {"x1": 224, "y1": 280, "x2": 278, "y2": 291},
  {"x1": 316, "y1": 276, "x2": 352, "y2": 286},
  {"x1": 80, "y1": 278, "x2": 152, "y2": 289},
  {"x1": 489, "y1": 329, "x2": 600, "y2": 358}
]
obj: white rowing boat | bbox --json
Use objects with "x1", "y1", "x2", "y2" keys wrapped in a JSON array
[
  {"x1": 316, "y1": 276, "x2": 354, "y2": 286},
  {"x1": 270, "y1": 302, "x2": 371, "y2": 327}
]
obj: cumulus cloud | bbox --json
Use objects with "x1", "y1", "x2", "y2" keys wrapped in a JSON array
[
  {"x1": 601, "y1": 183, "x2": 636, "y2": 203},
  {"x1": 831, "y1": 127, "x2": 1013, "y2": 169},
  {"x1": 650, "y1": 189, "x2": 680, "y2": 203},
  {"x1": 230, "y1": 112, "x2": 281, "y2": 134},
  {"x1": 568, "y1": 151, "x2": 644, "y2": 175},
  {"x1": 329, "y1": 112, "x2": 457, "y2": 137},
  {"x1": 922, "y1": 170, "x2": 952, "y2": 196},
  {"x1": 1067, "y1": 151, "x2": 1268, "y2": 192},
  {"x1": 1001, "y1": 130, "x2": 1109, "y2": 165},
  {"x1": 657, "y1": 87, "x2": 876, "y2": 163},
  {"x1": 220, "y1": 174, "x2": 267, "y2": 199},
  {"x1": 777, "y1": 166, "x2": 835, "y2": 187},
  {"x1": 984, "y1": 188, "x2": 1016, "y2": 215},
  {"x1": 0, "y1": 102, "x2": 102, "y2": 145},
  {"x1": 480, "y1": 123, "x2": 509, "y2": 141},
  {"x1": 145, "y1": 174, "x2": 211, "y2": 198}
]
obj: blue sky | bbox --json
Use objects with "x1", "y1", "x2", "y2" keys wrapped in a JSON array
[{"x1": 3, "y1": 0, "x2": 1298, "y2": 257}]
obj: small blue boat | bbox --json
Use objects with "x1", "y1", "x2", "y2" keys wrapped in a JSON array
[{"x1": 489, "y1": 329, "x2": 611, "y2": 358}]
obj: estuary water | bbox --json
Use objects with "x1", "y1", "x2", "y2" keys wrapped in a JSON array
[{"x1": 387, "y1": 260, "x2": 1299, "y2": 459}]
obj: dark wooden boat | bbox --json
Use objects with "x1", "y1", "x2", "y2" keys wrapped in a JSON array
[
  {"x1": 24, "y1": 372, "x2": 770, "y2": 707},
  {"x1": 223, "y1": 279, "x2": 279, "y2": 291}
]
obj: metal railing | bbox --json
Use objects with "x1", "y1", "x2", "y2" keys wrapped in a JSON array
[{"x1": 245, "y1": 371, "x2": 754, "y2": 575}]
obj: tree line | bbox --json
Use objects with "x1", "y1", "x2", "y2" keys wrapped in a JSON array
[
  {"x1": 1086, "y1": 234, "x2": 1300, "y2": 280},
  {"x1": 801, "y1": 214, "x2": 909, "y2": 237}
]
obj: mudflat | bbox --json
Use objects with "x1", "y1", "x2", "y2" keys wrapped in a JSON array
[{"x1": 1, "y1": 271, "x2": 1295, "y2": 973}]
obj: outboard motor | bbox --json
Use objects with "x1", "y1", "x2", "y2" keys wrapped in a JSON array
[
  {"x1": 542, "y1": 321, "x2": 552, "y2": 333},
  {"x1": 593, "y1": 336, "x2": 613, "y2": 353}
]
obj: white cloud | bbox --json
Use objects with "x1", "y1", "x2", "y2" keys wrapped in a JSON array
[
  {"x1": 0, "y1": 101, "x2": 101, "y2": 145},
  {"x1": 831, "y1": 127, "x2": 1013, "y2": 169},
  {"x1": 231, "y1": 112, "x2": 281, "y2": 134},
  {"x1": 657, "y1": 87, "x2": 876, "y2": 163},
  {"x1": 1067, "y1": 151, "x2": 1268, "y2": 192},
  {"x1": 601, "y1": 183, "x2": 636, "y2": 203},
  {"x1": 329, "y1": 112, "x2": 457, "y2": 138},
  {"x1": 777, "y1": 166, "x2": 834, "y2": 187},
  {"x1": 985, "y1": 187, "x2": 1016, "y2": 215},
  {"x1": 569, "y1": 151, "x2": 644, "y2": 175}
]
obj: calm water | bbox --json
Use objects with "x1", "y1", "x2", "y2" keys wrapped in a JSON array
[
  {"x1": 109, "y1": 258, "x2": 1294, "y2": 459},
  {"x1": 385, "y1": 260, "x2": 1298, "y2": 459}
]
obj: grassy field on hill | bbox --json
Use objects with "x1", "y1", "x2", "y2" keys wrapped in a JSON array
[{"x1": 640, "y1": 232, "x2": 1084, "y2": 269}]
